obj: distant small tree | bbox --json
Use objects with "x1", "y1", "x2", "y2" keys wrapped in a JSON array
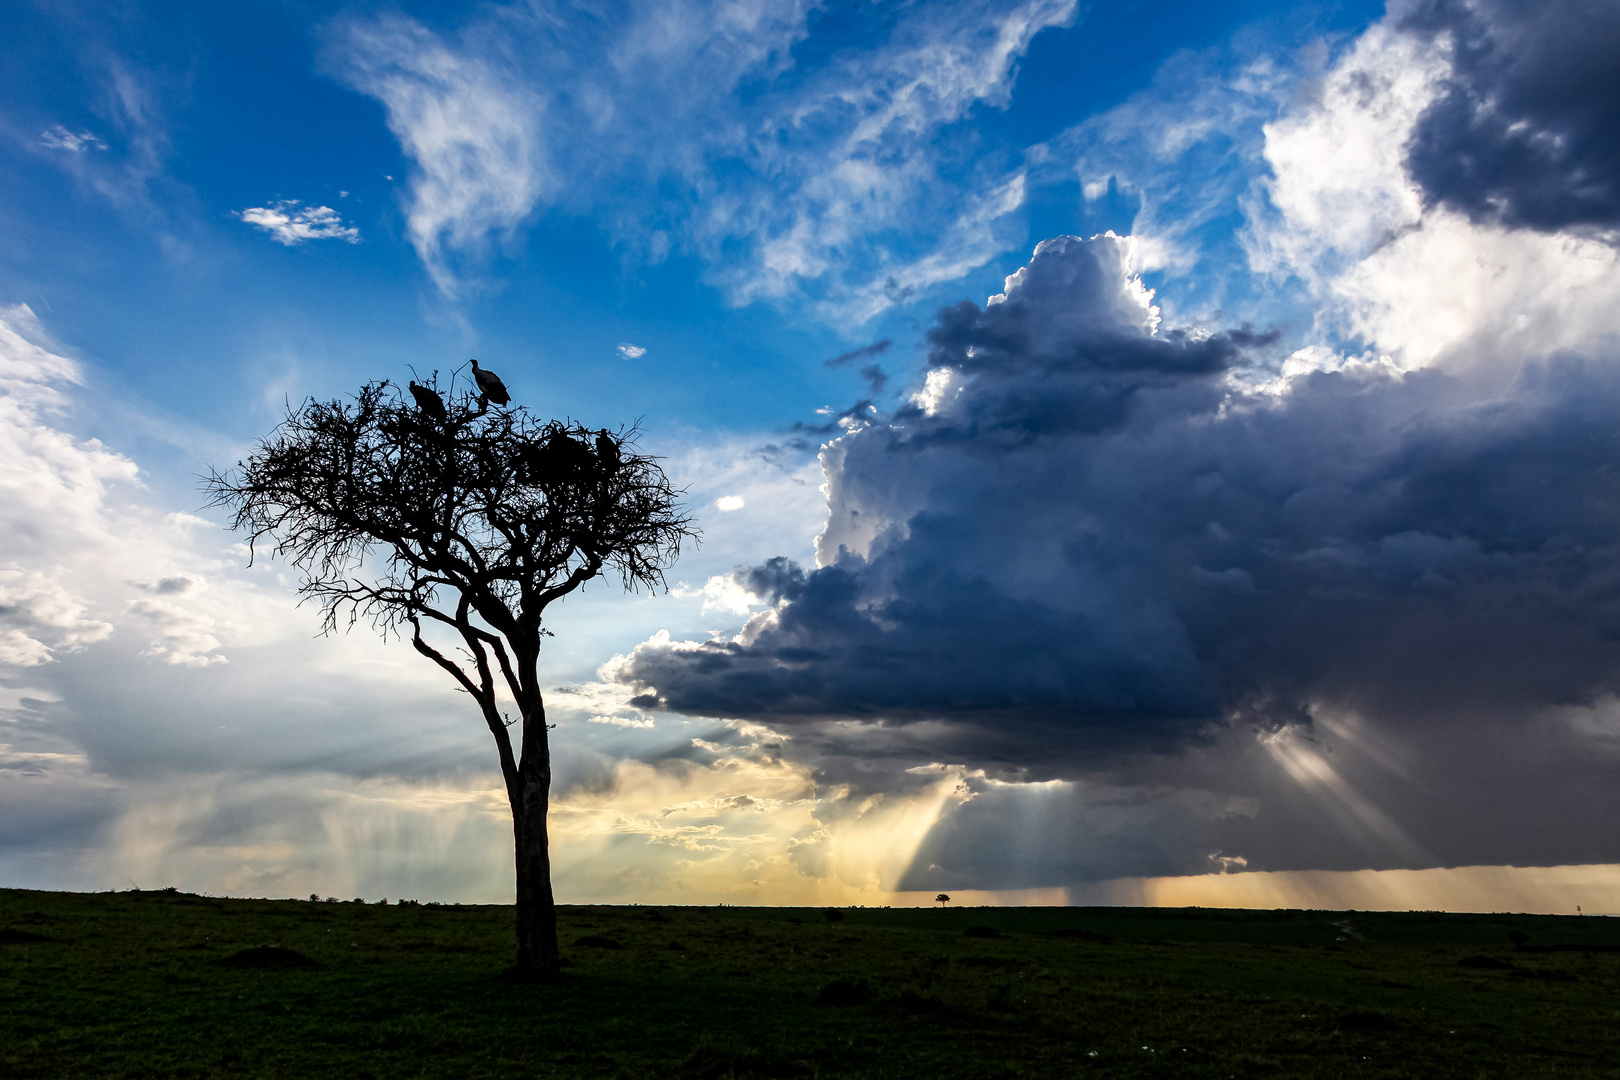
[
  {"x1": 936, "y1": 893, "x2": 951, "y2": 906},
  {"x1": 205, "y1": 375, "x2": 695, "y2": 979}
]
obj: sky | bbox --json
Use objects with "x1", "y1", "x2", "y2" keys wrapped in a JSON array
[{"x1": 5, "y1": 0, "x2": 1620, "y2": 913}]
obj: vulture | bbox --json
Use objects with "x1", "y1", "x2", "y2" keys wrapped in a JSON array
[
  {"x1": 470, "y1": 358, "x2": 511, "y2": 406},
  {"x1": 522, "y1": 432, "x2": 594, "y2": 485},
  {"x1": 595, "y1": 430, "x2": 621, "y2": 471},
  {"x1": 408, "y1": 380, "x2": 448, "y2": 424}
]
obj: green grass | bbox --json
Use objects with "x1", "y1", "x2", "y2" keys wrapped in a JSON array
[{"x1": 3, "y1": 888, "x2": 1619, "y2": 1078}]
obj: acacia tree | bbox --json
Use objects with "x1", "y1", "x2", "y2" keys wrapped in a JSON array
[{"x1": 205, "y1": 376, "x2": 695, "y2": 979}]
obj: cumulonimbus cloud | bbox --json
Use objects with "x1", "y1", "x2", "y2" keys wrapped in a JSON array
[{"x1": 614, "y1": 223, "x2": 1620, "y2": 874}]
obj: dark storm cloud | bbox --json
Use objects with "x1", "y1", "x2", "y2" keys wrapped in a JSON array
[
  {"x1": 1402, "y1": 0, "x2": 1620, "y2": 233},
  {"x1": 735, "y1": 557, "x2": 807, "y2": 606},
  {"x1": 623, "y1": 237, "x2": 1273, "y2": 758},
  {"x1": 824, "y1": 338, "x2": 893, "y2": 368},
  {"x1": 620, "y1": 235, "x2": 1620, "y2": 785}
]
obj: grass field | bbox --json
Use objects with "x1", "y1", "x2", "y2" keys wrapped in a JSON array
[{"x1": 3, "y1": 888, "x2": 1618, "y2": 1078}]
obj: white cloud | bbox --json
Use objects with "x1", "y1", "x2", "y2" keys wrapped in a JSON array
[
  {"x1": 587, "y1": 714, "x2": 655, "y2": 729},
  {"x1": 1335, "y1": 214, "x2": 1620, "y2": 387},
  {"x1": 714, "y1": 494, "x2": 744, "y2": 511},
  {"x1": 39, "y1": 125, "x2": 106, "y2": 152},
  {"x1": 239, "y1": 200, "x2": 360, "y2": 246},
  {"x1": 0, "y1": 305, "x2": 136, "y2": 565},
  {"x1": 664, "y1": 436, "x2": 826, "y2": 571},
  {"x1": 127, "y1": 594, "x2": 228, "y2": 667},
  {"x1": 0, "y1": 630, "x2": 53, "y2": 668},
  {"x1": 684, "y1": 572, "x2": 758, "y2": 616},
  {"x1": 1245, "y1": 21, "x2": 1448, "y2": 288},
  {"x1": 0, "y1": 306, "x2": 254, "y2": 677},
  {"x1": 0, "y1": 568, "x2": 113, "y2": 666},
  {"x1": 0, "y1": 743, "x2": 88, "y2": 774},
  {"x1": 617, "y1": 343, "x2": 647, "y2": 359},
  {"x1": 909, "y1": 366, "x2": 964, "y2": 418}
]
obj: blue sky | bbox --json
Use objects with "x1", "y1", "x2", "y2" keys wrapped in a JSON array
[
  {"x1": 7, "y1": 0, "x2": 1620, "y2": 913},
  {"x1": 2, "y1": 0, "x2": 1379, "y2": 444}
]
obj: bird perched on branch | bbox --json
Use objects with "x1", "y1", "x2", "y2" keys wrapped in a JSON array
[
  {"x1": 470, "y1": 359, "x2": 511, "y2": 407},
  {"x1": 408, "y1": 380, "x2": 448, "y2": 424},
  {"x1": 523, "y1": 430, "x2": 595, "y2": 485},
  {"x1": 596, "y1": 431, "x2": 620, "y2": 472}
]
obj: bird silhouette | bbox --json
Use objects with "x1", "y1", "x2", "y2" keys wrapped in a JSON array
[
  {"x1": 595, "y1": 431, "x2": 620, "y2": 471},
  {"x1": 470, "y1": 359, "x2": 511, "y2": 406},
  {"x1": 524, "y1": 431, "x2": 593, "y2": 485},
  {"x1": 408, "y1": 381, "x2": 448, "y2": 424}
]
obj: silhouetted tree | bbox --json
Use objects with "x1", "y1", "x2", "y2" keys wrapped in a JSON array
[
  {"x1": 204, "y1": 375, "x2": 695, "y2": 979},
  {"x1": 936, "y1": 893, "x2": 951, "y2": 906}
]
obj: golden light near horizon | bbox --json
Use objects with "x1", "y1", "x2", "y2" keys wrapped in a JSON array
[
  {"x1": 77, "y1": 672, "x2": 1620, "y2": 916},
  {"x1": 84, "y1": 739, "x2": 1620, "y2": 917},
  {"x1": 1128, "y1": 864, "x2": 1620, "y2": 917}
]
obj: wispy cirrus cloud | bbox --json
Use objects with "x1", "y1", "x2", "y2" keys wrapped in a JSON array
[
  {"x1": 323, "y1": 0, "x2": 1075, "y2": 308},
  {"x1": 34, "y1": 61, "x2": 174, "y2": 218},
  {"x1": 38, "y1": 125, "x2": 106, "y2": 153},
  {"x1": 1028, "y1": 42, "x2": 1299, "y2": 320},
  {"x1": 326, "y1": 13, "x2": 547, "y2": 297}
]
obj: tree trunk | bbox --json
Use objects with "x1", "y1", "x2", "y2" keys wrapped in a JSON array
[{"x1": 511, "y1": 762, "x2": 559, "y2": 979}]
